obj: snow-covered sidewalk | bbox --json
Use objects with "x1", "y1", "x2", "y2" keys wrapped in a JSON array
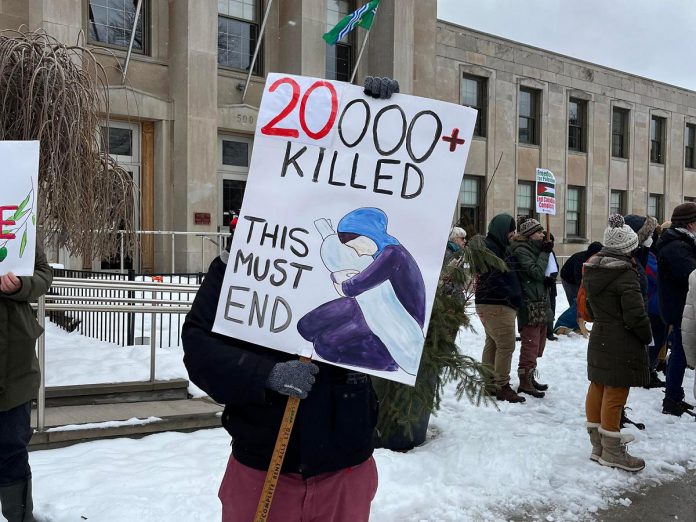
[{"x1": 31, "y1": 293, "x2": 696, "y2": 521}]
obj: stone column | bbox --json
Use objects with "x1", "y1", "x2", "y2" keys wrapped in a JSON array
[
  {"x1": 28, "y1": 0, "x2": 81, "y2": 43},
  {"x1": 169, "y1": 0, "x2": 218, "y2": 272}
]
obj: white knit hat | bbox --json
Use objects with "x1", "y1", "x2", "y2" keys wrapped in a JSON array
[{"x1": 603, "y1": 214, "x2": 638, "y2": 254}]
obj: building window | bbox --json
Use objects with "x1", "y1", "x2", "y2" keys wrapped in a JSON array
[
  {"x1": 516, "y1": 182, "x2": 535, "y2": 221},
  {"x1": 88, "y1": 0, "x2": 148, "y2": 53},
  {"x1": 459, "y1": 175, "x2": 482, "y2": 233},
  {"x1": 219, "y1": 135, "x2": 252, "y2": 227},
  {"x1": 568, "y1": 99, "x2": 586, "y2": 152},
  {"x1": 686, "y1": 124, "x2": 696, "y2": 169},
  {"x1": 612, "y1": 108, "x2": 629, "y2": 159},
  {"x1": 325, "y1": 1, "x2": 353, "y2": 82},
  {"x1": 519, "y1": 88, "x2": 539, "y2": 145},
  {"x1": 648, "y1": 194, "x2": 663, "y2": 221},
  {"x1": 566, "y1": 186, "x2": 584, "y2": 237},
  {"x1": 650, "y1": 116, "x2": 666, "y2": 164},
  {"x1": 610, "y1": 190, "x2": 625, "y2": 215},
  {"x1": 461, "y1": 74, "x2": 487, "y2": 137},
  {"x1": 218, "y1": 0, "x2": 262, "y2": 74}
]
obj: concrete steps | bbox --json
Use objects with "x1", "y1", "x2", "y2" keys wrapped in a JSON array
[
  {"x1": 30, "y1": 397, "x2": 223, "y2": 450},
  {"x1": 45, "y1": 379, "x2": 190, "y2": 407}
]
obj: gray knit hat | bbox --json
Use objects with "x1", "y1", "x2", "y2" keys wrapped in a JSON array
[
  {"x1": 603, "y1": 214, "x2": 638, "y2": 254},
  {"x1": 518, "y1": 218, "x2": 543, "y2": 238}
]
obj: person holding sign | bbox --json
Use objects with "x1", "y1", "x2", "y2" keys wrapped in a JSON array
[
  {"x1": 510, "y1": 218, "x2": 554, "y2": 398},
  {"x1": 0, "y1": 249, "x2": 52, "y2": 522},
  {"x1": 182, "y1": 78, "x2": 401, "y2": 522}
]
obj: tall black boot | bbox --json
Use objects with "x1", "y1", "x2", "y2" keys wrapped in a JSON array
[{"x1": 0, "y1": 476, "x2": 35, "y2": 522}]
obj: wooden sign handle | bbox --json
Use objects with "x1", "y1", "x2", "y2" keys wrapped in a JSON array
[
  {"x1": 254, "y1": 356, "x2": 310, "y2": 522},
  {"x1": 545, "y1": 214, "x2": 551, "y2": 242}
]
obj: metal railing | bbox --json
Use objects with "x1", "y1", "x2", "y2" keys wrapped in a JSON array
[
  {"x1": 49, "y1": 269, "x2": 203, "y2": 347},
  {"x1": 118, "y1": 230, "x2": 231, "y2": 274},
  {"x1": 34, "y1": 277, "x2": 199, "y2": 431}
]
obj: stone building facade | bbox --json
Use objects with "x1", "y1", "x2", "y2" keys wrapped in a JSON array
[
  {"x1": 436, "y1": 20, "x2": 696, "y2": 255},
  {"x1": 1, "y1": 0, "x2": 694, "y2": 269}
]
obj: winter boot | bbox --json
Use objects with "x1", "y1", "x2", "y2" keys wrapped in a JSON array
[
  {"x1": 586, "y1": 422, "x2": 602, "y2": 462},
  {"x1": 517, "y1": 369, "x2": 545, "y2": 398},
  {"x1": 495, "y1": 384, "x2": 526, "y2": 403},
  {"x1": 642, "y1": 371, "x2": 665, "y2": 389},
  {"x1": 0, "y1": 476, "x2": 36, "y2": 522},
  {"x1": 663, "y1": 396, "x2": 686, "y2": 417},
  {"x1": 597, "y1": 428, "x2": 645, "y2": 472},
  {"x1": 531, "y1": 370, "x2": 548, "y2": 391}
]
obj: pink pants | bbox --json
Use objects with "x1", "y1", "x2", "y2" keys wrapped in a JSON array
[{"x1": 218, "y1": 455, "x2": 378, "y2": 522}]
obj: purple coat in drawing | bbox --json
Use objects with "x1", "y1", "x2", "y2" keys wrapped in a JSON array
[{"x1": 297, "y1": 208, "x2": 426, "y2": 372}]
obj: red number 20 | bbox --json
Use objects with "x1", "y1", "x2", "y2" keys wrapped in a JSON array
[{"x1": 261, "y1": 77, "x2": 338, "y2": 141}]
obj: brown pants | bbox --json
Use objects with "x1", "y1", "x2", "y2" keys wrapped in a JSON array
[
  {"x1": 585, "y1": 381, "x2": 630, "y2": 432},
  {"x1": 518, "y1": 324, "x2": 547, "y2": 371},
  {"x1": 477, "y1": 304, "x2": 517, "y2": 387}
]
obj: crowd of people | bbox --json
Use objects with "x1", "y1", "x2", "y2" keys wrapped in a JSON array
[
  {"x1": 3, "y1": 76, "x2": 696, "y2": 521},
  {"x1": 471, "y1": 202, "x2": 696, "y2": 473}
]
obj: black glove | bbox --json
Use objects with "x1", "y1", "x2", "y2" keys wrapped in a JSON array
[
  {"x1": 541, "y1": 241, "x2": 554, "y2": 253},
  {"x1": 265, "y1": 360, "x2": 319, "y2": 399},
  {"x1": 363, "y1": 76, "x2": 400, "y2": 99}
]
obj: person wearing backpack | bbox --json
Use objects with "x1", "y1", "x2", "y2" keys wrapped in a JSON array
[
  {"x1": 509, "y1": 218, "x2": 553, "y2": 398},
  {"x1": 560, "y1": 242, "x2": 603, "y2": 305},
  {"x1": 583, "y1": 215, "x2": 651, "y2": 472},
  {"x1": 656, "y1": 202, "x2": 696, "y2": 416}
]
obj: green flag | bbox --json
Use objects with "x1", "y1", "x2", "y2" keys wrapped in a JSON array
[{"x1": 323, "y1": 0, "x2": 381, "y2": 45}]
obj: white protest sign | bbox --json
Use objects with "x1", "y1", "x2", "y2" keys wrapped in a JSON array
[
  {"x1": 0, "y1": 141, "x2": 40, "y2": 276},
  {"x1": 535, "y1": 168, "x2": 556, "y2": 215},
  {"x1": 213, "y1": 73, "x2": 477, "y2": 386}
]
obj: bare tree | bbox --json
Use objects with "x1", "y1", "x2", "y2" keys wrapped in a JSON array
[{"x1": 0, "y1": 29, "x2": 136, "y2": 259}]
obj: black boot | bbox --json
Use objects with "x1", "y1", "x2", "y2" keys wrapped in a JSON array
[
  {"x1": 0, "y1": 476, "x2": 35, "y2": 522},
  {"x1": 643, "y1": 370, "x2": 665, "y2": 389},
  {"x1": 663, "y1": 397, "x2": 687, "y2": 417}
]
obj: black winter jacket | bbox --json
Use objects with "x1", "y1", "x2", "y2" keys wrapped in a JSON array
[
  {"x1": 182, "y1": 255, "x2": 377, "y2": 478},
  {"x1": 475, "y1": 235, "x2": 522, "y2": 310},
  {"x1": 656, "y1": 228, "x2": 696, "y2": 325},
  {"x1": 560, "y1": 242, "x2": 602, "y2": 286}
]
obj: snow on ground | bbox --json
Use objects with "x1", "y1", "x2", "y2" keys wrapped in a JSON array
[
  {"x1": 44, "y1": 322, "x2": 206, "y2": 398},
  {"x1": 32, "y1": 291, "x2": 696, "y2": 521}
]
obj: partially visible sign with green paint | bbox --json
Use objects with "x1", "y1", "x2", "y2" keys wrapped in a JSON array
[{"x1": 0, "y1": 141, "x2": 40, "y2": 276}]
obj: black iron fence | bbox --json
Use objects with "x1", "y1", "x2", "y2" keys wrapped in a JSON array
[{"x1": 49, "y1": 269, "x2": 203, "y2": 347}]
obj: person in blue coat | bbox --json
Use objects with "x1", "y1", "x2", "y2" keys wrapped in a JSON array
[{"x1": 656, "y1": 203, "x2": 696, "y2": 416}]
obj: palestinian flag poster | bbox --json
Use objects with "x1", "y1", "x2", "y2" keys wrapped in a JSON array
[{"x1": 535, "y1": 168, "x2": 556, "y2": 215}]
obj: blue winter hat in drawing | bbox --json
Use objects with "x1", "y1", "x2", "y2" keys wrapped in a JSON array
[{"x1": 337, "y1": 207, "x2": 400, "y2": 256}]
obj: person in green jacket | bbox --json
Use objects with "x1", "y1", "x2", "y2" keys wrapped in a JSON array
[
  {"x1": 509, "y1": 218, "x2": 554, "y2": 398},
  {"x1": 583, "y1": 215, "x2": 651, "y2": 473},
  {"x1": 0, "y1": 249, "x2": 52, "y2": 522}
]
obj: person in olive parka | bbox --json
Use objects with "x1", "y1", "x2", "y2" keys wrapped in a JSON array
[
  {"x1": 583, "y1": 215, "x2": 651, "y2": 473},
  {"x1": 0, "y1": 249, "x2": 53, "y2": 522},
  {"x1": 475, "y1": 213, "x2": 524, "y2": 403},
  {"x1": 509, "y1": 218, "x2": 554, "y2": 398}
]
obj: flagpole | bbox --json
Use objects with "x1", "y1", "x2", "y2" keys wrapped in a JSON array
[
  {"x1": 349, "y1": 27, "x2": 371, "y2": 84},
  {"x1": 242, "y1": 0, "x2": 274, "y2": 103},
  {"x1": 121, "y1": 0, "x2": 143, "y2": 85}
]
